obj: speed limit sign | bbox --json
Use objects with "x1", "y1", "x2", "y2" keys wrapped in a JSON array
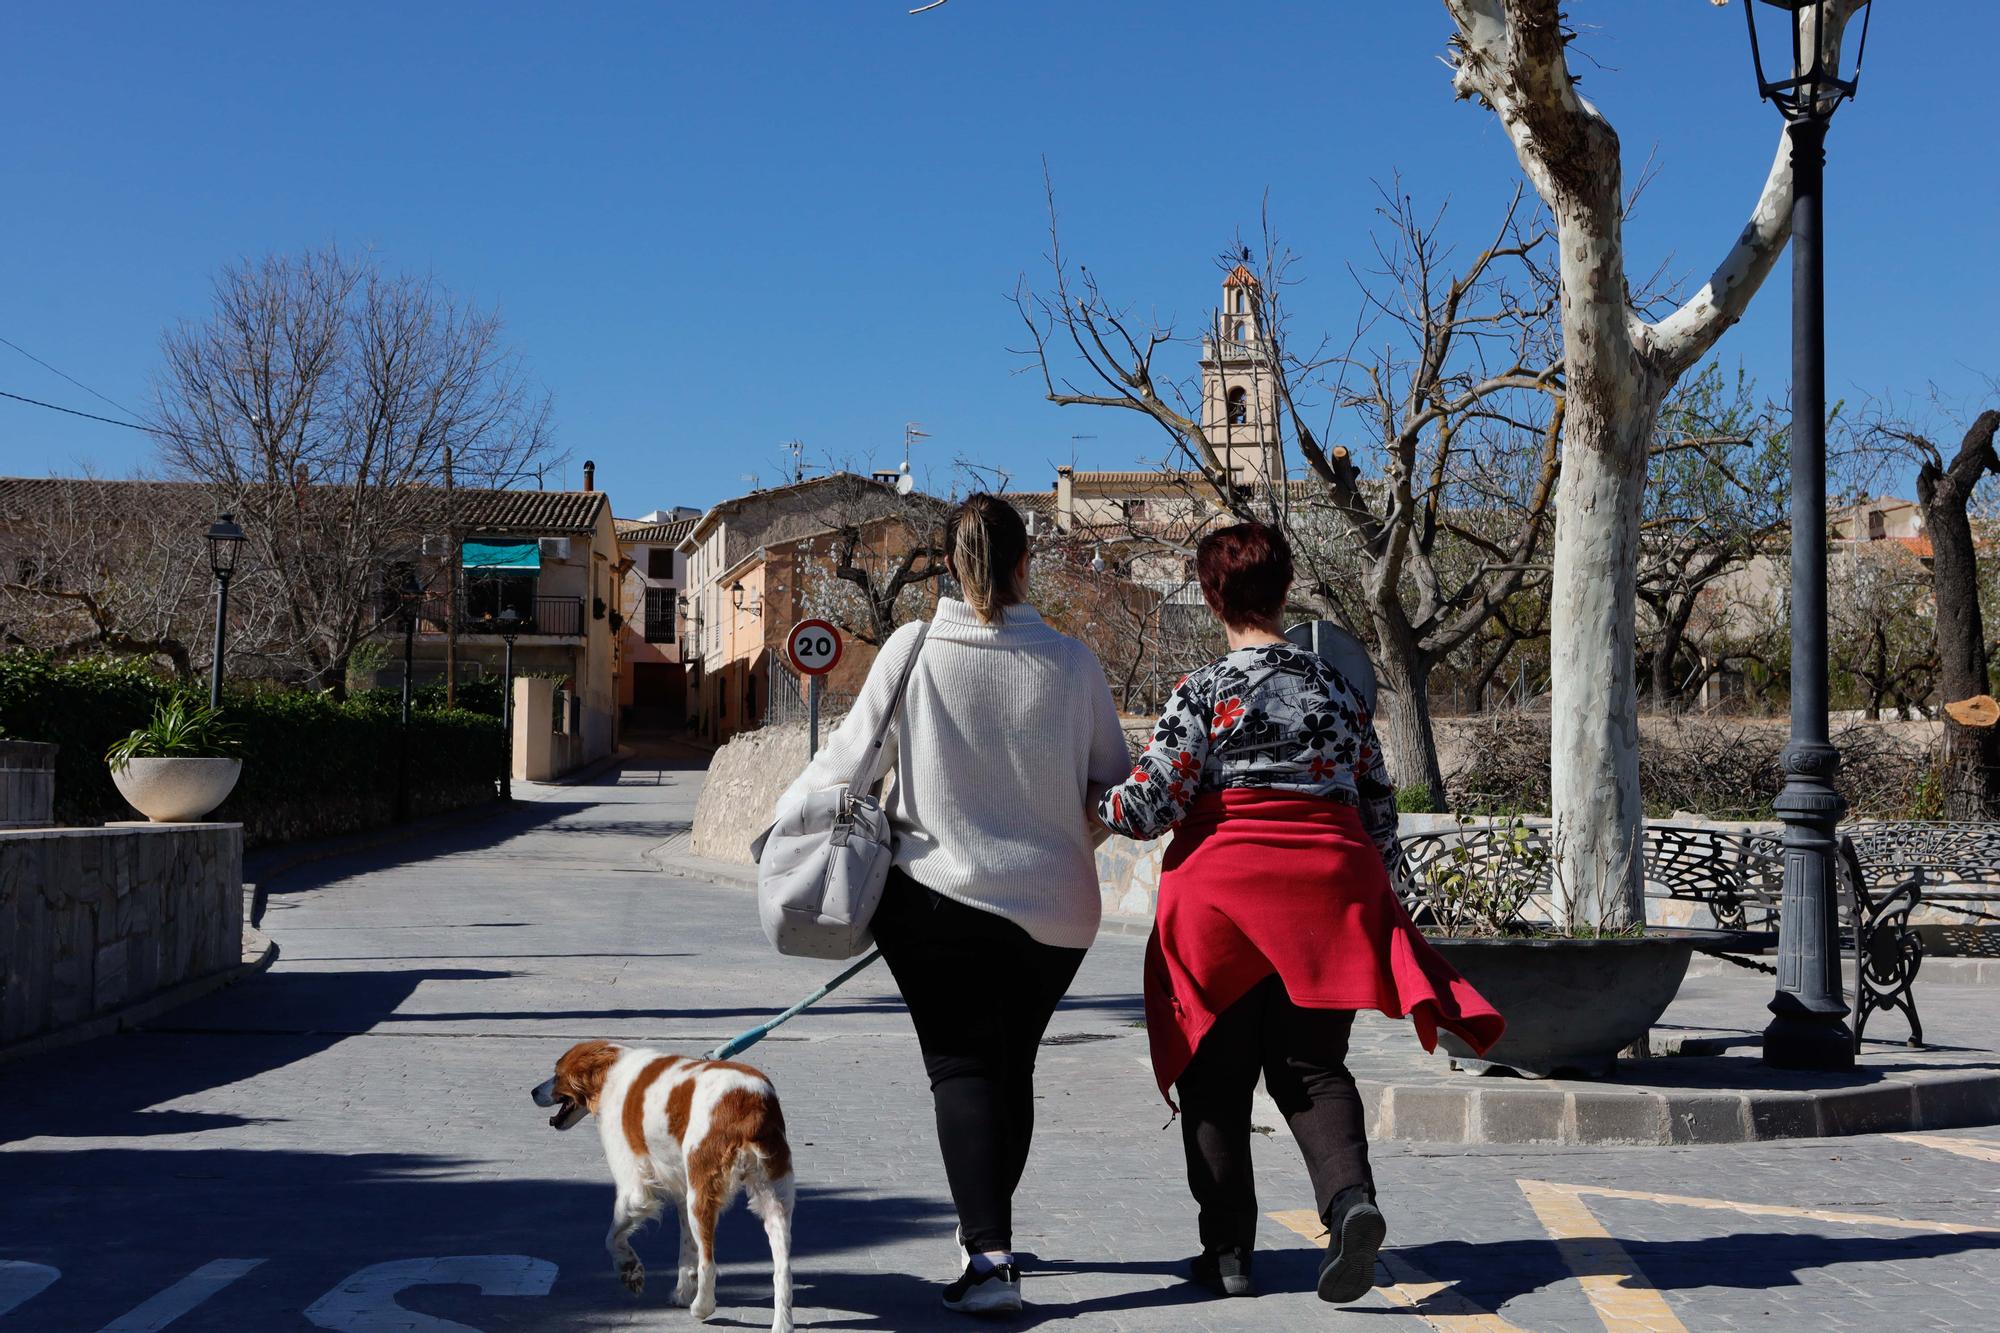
[{"x1": 786, "y1": 619, "x2": 844, "y2": 677}]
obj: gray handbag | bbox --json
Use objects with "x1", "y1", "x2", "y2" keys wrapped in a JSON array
[{"x1": 751, "y1": 624, "x2": 928, "y2": 959}]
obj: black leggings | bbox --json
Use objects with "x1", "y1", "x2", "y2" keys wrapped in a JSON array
[
  {"x1": 871, "y1": 869, "x2": 1087, "y2": 1254},
  {"x1": 1175, "y1": 975, "x2": 1373, "y2": 1252}
]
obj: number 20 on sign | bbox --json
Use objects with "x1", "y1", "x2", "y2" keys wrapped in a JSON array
[{"x1": 786, "y1": 619, "x2": 842, "y2": 756}]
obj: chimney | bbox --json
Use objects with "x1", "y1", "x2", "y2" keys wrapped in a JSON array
[
  {"x1": 582, "y1": 459, "x2": 596, "y2": 492},
  {"x1": 1055, "y1": 465, "x2": 1074, "y2": 532}
]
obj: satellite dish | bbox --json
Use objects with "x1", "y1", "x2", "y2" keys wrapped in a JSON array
[
  {"x1": 895, "y1": 470, "x2": 915, "y2": 496},
  {"x1": 1283, "y1": 620, "x2": 1377, "y2": 713}
]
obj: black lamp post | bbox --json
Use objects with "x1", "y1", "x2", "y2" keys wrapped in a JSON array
[
  {"x1": 204, "y1": 514, "x2": 247, "y2": 709},
  {"x1": 497, "y1": 606, "x2": 523, "y2": 800},
  {"x1": 1744, "y1": 0, "x2": 1873, "y2": 1072}
]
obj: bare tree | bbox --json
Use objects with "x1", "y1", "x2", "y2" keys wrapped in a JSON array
[
  {"x1": 151, "y1": 246, "x2": 558, "y2": 694},
  {"x1": 0, "y1": 478, "x2": 212, "y2": 675},
  {"x1": 1874, "y1": 405, "x2": 2000, "y2": 814},
  {"x1": 1637, "y1": 365, "x2": 1790, "y2": 712},
  {"x1": 1439, "y1": 0, "x2": 1857, "y2": 924},
  {"x1": 793, "y1": 496, "x2": 952, "y2": 647},
  {"x1": 1828, "y1": 542, "x2": 1936, "y2": 721},
  {"x1": 1016, "y1": 184, "x2": 1563, "y2": 806}
]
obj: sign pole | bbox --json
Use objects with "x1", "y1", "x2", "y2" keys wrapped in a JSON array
[{"x1": 808, "y1": 674, "x2": 822, "y2": 757}]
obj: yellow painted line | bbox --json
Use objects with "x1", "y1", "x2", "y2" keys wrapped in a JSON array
[
  {"x1": 1265, "y1": 1210, "x2": 1532, "y2": 1331},
  {"x1": 1891, "y1": 1133, "x2": 2000, "y2": 1165},
  {"x1": 1541, "y1": 1179, "x2": 1999, "y2": 1235},
  {"x1": 1517, "y1": 1180, "x2": 1690, "y2": 1333}
]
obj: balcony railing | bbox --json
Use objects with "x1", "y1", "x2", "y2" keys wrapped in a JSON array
[{"x1": 403, "y1": 595, "x2": 586, "y2": 637}]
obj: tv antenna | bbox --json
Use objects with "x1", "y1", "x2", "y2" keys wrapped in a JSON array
[
  {"x1": 784, "y1": 438, "x2": 812, "y2": 485},
  {"x1": 1070, "y1": 433, "x2": 1097, "y2": 458},
  {"x1": 903, "y1": 421, "x2": 929, "y2": 471},
  {"x1": 740, "y1": 472, "x2": 760, "y2": 492}
]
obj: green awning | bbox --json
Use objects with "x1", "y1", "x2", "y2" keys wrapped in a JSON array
[{"x1": 462, "y1": 539, "x2": 540, "y2": 572}]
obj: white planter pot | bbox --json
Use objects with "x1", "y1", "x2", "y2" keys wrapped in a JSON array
[{"x1": 110, "y1": 757, "x2": 243, "y2": 823}]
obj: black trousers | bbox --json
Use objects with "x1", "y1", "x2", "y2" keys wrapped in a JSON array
[
  {"x1": 871, "y1": 869, "x2": 1087, "y2": 1254},
  {"x1": 1175, "y1": 975, "x2": 1374, "y2": 1253}
]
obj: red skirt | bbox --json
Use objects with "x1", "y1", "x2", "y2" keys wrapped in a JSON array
[{"x1": 1144, "y1": 790, "x2": 1505, "y2": 1104}]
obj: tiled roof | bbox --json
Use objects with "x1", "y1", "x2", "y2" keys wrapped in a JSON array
[
  {"x1": 0, "y1": 476, "x2": 607, "y2": 535},
  {"x1": 444, "y1": 488, "x2": 606, "y2": 534},
  {"x1": 618, "y1": 517, "x2": 698, "y2": 546},
  {"x1": 999, "y1": 491, "x2": 1055, "y2": 515},
  {"x1": 1223, "y1": 263, "x2": 1260, "y2": 289}
]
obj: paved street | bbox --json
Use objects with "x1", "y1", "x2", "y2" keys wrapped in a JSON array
[{"x1": 3, "y1": 751, "x2": 1998, "y2": 1331}]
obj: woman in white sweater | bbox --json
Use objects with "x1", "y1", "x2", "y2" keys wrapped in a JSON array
[{"x1": 777, "y1": 494, "x2": 1131, "y2": 1315}]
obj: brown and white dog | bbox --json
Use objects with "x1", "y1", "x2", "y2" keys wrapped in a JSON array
[{"x1": 532, "y1": 1041, "x2": 795, "y2": 1331}]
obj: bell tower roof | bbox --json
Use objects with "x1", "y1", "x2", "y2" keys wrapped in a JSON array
[{"x1": 1222, "y1": 262, "x2": 1260, "y2": 289}]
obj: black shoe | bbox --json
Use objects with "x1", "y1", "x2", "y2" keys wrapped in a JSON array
[
  {"x1": 943, "y1": 1261, "x2": 1022, "y2": 1315},
  {"x1": 1189, "y1": 1246, "x2": 1256, "y2": 1297},
  {"x1": 1317, "y1": 1187, "x2": 1387, "y2": 1304}
]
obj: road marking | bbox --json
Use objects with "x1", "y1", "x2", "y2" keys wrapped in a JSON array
[
  {"x1": 99, "y1": 1260, "x2": 266, "y2": 1332},
  {"x1": 1891, "y1": 1133, "x2": 2000, "y2": 1165},
  {"x1": 1265, "y1": 1210, "x2": 1532, "y2": 1330},
  {"x1": 1530, "y1": 1179, "x2": 1999, "y2": 1235},
  {"x1": 1517, "y1": 1180, "x2": 1690, "y2": 1333},
  {"x1": 0, "y1": 1262, "x2": 59, "y2": 1319},
  {"x1": 303, "y1": 1256, "x2": 557, "y2": 1332}
]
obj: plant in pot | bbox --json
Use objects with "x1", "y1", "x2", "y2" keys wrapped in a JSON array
[
  {"x1": 1409, "y1": 816, "x2": 1709, "y2": 1079},
  {"x1": 106, "y1": 695, "x2": 245, "y2": 823}
]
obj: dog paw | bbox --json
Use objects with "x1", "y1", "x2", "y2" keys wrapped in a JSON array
[
  {"x1": 690, "y1": 1296, "x2": 717, "y2": 1322},
  {"x1": 672, "y1": 1271, "x2": 698, "y2": 1306},
  {"x1": 618, "y1": 1258, "x2": 645, "y2": 1295}
]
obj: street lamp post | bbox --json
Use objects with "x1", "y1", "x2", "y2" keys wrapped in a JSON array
[
  {"x1": 1743, "y1": 0, "x2": 1873, "y2": 1072},
  {"x1": 204, "y1": 514, "x2": 247, "y2": 710},
  {"x1": 497, "y1": 607, "x2": 523, "y2": 801}
]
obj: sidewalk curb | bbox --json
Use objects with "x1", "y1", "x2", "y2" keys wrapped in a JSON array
[
  {"x1": 645, "y1": 829, "x2": 758, "y2": 890},
  {"x1": 0, "y1": 922, "x2": 280, "y2": 1067}
]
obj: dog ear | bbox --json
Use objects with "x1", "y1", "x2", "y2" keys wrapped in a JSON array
[{"x1": 556, "y1": 1040, "x2": 621, "y2": 1111}]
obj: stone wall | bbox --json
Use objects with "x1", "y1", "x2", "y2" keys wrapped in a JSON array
[
  {"x1": 691, "y1": 725, "x2": 811, "y2": 863},
  {"x1": 1, "y1": 823, "x2": 242, "y2": 1047}
]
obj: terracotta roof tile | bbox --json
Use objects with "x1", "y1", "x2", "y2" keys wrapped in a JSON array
[
  {"x1": 0, "y1": 475, "x2": 607, "y2": 534},
  {"x1": 618, "y1": 517, "x2": 698, "y2": 545}
]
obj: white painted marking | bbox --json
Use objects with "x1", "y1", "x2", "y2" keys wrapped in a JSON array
[
  {"x1": 0, "y1": 1262, "x2": 59, "y2": 1319},
  {"x1": 303, "y1": 1256, "x2": 556, "y2": 1332},
  {"x1": 99, "y1": 1259, "x2": 265, "y2": 1331}
]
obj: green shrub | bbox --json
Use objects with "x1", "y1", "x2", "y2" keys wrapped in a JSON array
[
  {"x1": 0, "y1": 652, "x2": 502, "y2": 845},
  {"x1": 106, "y1": 695, "x2": 244, "y2": 770}
]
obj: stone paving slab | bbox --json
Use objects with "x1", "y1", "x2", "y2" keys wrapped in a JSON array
[{"x1": 0, "y1": 751, "x2": 1995, "y2": 1332}]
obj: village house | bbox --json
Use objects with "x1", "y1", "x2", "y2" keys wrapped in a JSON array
[{"x1": 614, "y1": 508, "x2": 699, "y2": 732}]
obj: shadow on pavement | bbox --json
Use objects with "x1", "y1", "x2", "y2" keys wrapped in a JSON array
[
  {"x1": 0, "y1": 968, "x2": 516, "y2": 1144},
  {"x1": 0, "y1": 1145, "x2": 962, "y2": 1331}
]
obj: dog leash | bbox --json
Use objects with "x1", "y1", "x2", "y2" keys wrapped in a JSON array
[{"x1": 703, "y1": 948, "x2": 884, "y2": 1061}]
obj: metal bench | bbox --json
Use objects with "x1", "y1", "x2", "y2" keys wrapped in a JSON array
[
  {"x1": 1843, "y1": 820, "x2": 2000, "y2": 959},
  {"x1": 1397, "y1": 821, "x2": 1924, "y2": 1050}
]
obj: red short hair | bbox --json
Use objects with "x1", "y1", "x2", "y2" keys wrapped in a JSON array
[{"x1": 1196, "y1": 522, "x2": 1293, "y2": 626}]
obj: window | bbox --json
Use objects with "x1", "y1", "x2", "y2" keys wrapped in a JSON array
[
  {"x1": 1233, "y1": 320, "x2": 1246, "y2": 342},
  {"x1": 1868, "y1": 510, "x2": 1886, "y2": 541},
  {"x1": 1227, "y1": 386, "x2": 1248, "y2": 425},
  {"x1": 645, "y1": 588, "x2": 678, "y2": 643},
  {"x1": 647, "y1": 548, "x2": 674, "y2": 580}
]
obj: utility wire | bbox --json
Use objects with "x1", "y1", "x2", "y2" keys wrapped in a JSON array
[
  {"x1": 0, "y1": 387, "x2": 160, "y2": 433},
  {"x1": 0, "y1": 335, "x2": 144, "y2": 421}
]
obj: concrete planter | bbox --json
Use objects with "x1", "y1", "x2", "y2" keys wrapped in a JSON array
[
  {"x1": 110, "y1": 757, "x2": 243, "y2": 823},
  {"x1": 1428, "y1": 932, "x2": 1700, "y2": 1079}
]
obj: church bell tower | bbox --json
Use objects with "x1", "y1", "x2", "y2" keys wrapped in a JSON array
[{"x1": 1198, "y1": 260, "x2": 1282, "y2": 487}]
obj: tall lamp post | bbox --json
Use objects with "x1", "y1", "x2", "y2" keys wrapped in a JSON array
[
  {"x1": 204, "y1": 514, "x2": 246, "y2": 709},
  {"x1": 496, "y1": 606, "x2": 523, "y2": 801},
  {"x1": 1743, "y1": 0, "x2": 1873, "y2": 1072}
]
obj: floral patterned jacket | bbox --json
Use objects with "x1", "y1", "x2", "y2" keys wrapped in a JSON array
[{"x1": 1095, "y1": 640, "x2": 1404, "y2": 872}]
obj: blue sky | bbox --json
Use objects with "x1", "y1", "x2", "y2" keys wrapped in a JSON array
[{"x1": 1, "y1": 2, "x2": 1991, "y2": 513}]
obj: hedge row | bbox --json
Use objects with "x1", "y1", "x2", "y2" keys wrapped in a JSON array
[{"x1": 0, "y1": 653, "x2": 503, "y2": 846}]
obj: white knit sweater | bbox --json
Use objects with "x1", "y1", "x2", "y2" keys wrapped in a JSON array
[{"x1": 776, "y1": 599, "x2": 1132, "y2": 949}]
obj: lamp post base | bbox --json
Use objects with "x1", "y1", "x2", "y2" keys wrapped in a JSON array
[{"x1": 1762, "y1": 1007, "x2": 1855, "y2": 1071}]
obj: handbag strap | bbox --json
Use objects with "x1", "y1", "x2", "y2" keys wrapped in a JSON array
[{"x1": 846, "y1": 621, "x2": 930, "y2": 794}]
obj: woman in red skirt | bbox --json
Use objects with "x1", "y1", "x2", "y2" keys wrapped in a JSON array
[{"x1": 1097, "y1": 522, "x2": 1503, "y2": 1304}]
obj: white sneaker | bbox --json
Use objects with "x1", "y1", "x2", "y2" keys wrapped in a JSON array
[{"x1": 942, "y1": 1262, "x2": 1022, "y2": 1315}]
